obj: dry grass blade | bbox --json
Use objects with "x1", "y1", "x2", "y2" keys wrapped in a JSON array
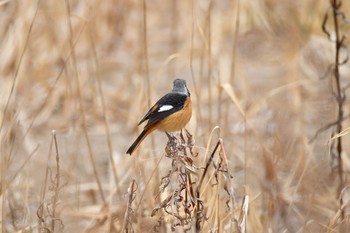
[
  {"x1": 121, "y1": 179, "x2": 137, "y2": 233},
  {"x1": 239, "y1": 195, "x2": 249, "y2": 233},
  {"x1": 321, "y1": 0, "x2": 348, "y2": 227},
  {"x1": 195, "y1": 135, "x2": 239, "y2": 232},
  {"x1": 221, "y1": 83, "x2": 245, "y2": 117},
  {"x1": 0, "y1": 0, "x2": 41, "y2": 133},
  {"x1": 38, "y1": 131, "x2": 55, "y2": 233},
  {"x1": 1, "y1": 145, "x2": 39, "y2": 196},
  {"x1": 89, "y1": 27, "x2": 122, "y2": 200},
  {"x1": 64, "y1": 0, "x2": 106, "y2": 204},
  {"x1": 51, "y1": 131, "x2": 61, "y2": 232},
  {"x1": 37, "y1": 130, "x2": 64, "y2": 232},
  {"x1": 329, "y1": 126, "x2": 350, "y2": 141}
]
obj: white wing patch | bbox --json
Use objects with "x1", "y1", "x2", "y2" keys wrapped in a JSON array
[{"x1": 158, "y1": 105, "x2": 174, "y2": 112}]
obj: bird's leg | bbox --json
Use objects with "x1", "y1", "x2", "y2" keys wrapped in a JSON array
[
  {"x1": 185, "y1": 129, "x2": 194, "y2": 147},
  {"x1": 179, "y1": 129, "x2": 186, "y2": 144},
  {"x1": 165, "y1": 132, "x2": 177, "y2": 148},
  {"x1": 179, "y1": 129, "x2": 189, "y2": 149},
  {"x1": 165, "y1": 132, "x2": 178, "y2": 157},
  {"x1": 165, "y1": 132, "x2": 172, "y2": 140},
  {"x1": 166, "y1": 132, "x2": 176, "y2": 141}
]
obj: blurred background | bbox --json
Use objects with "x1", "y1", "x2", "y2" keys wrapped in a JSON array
[{"x1": 1, "y1": 0, "x2": 350, "y2": 232}]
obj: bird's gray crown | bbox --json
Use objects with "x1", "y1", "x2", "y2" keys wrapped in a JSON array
[{"x1": 172, "y1": 79, "x2": 189, "y2": 96}]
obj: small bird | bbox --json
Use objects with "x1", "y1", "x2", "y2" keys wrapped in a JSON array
[{"x1": 126, "y1": 79, "x2": 192, "y2": 155}]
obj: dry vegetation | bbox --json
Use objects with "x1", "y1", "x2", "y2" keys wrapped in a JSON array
[{"x1": 1, "y1": 0, "x2": 350, "y2": 232}]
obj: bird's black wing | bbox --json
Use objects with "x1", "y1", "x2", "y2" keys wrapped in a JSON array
[{"x1": 138, "y1": 93, "x2": 187, "y2": 128}]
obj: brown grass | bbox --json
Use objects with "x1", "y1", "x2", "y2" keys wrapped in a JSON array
[{"x1": 1, "y1": 0, "x2": 350, "y2": 232}]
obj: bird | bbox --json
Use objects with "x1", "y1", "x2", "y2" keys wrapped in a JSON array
[{"x1": 126, "y1": 79, "x2": 192, "y2": 155}]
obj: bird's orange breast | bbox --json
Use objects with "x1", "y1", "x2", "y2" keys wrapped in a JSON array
[{"x1": 156, "y1": 97, "x2": 192, "y2": 132}]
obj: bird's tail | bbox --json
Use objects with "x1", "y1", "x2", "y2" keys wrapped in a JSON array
[{"x1": 126, "y1": 127, "x2": 155, "y2": 155}]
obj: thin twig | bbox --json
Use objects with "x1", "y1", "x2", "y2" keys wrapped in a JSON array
[
  {"x1": 121, "y1": 179, "x2": 137, "y2": 233},
  {"x1": 64, "y1": 0, "x2": 106, "y2": 204},
  {"x1": 0, "y1": 0, "x2": 41, "y2": 134},
  {"x1": 88, "y1": 25, "x2": 122, "y2": 199},
  {"x1": 322, "y1": 0, "x2": 348, "y2": 223},
  {"x1": 51, "y1": 131, "x2": 60, "y2": 232}
]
